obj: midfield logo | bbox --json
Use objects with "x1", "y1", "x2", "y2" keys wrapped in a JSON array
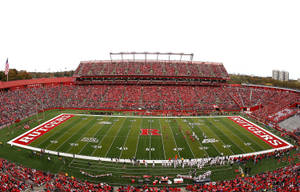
[{"x1": 140, "y1": 129, "x2": 161, "y2": 136}]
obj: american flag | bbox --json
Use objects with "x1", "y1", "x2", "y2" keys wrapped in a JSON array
[{"x1": 4, "y1": 58, "x2": 9, "y2": 75}]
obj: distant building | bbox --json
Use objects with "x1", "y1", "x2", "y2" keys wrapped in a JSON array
[
  {"x1": 272, "y1": 70, "x2": 289, "y2": 81},
  {"x1": 283, "y1": 71, "x2": 289, "y2": 81},
  {"x1": 298, "y1": 78, "x2": 300, "y2": 83},
  {"x1": 272, "y1": 70, "x2": 279, "y2": 80}
]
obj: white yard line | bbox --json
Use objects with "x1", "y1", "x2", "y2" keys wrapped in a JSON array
[
  {"x1": 167, "y1": 119, "x2": 181, "y2": 158},
  {"x1": 67, "y1": 117, "x2": 110, "y2": 155},
  {"x1": 158, "y1": 118, "x2": 166, "y2": 160},
  {"x1": 219, "y1": 119, "x2": 257, "y2": 152},
  {"x1": 210, "y1": 119, "x2": 247, "y2": 154},
  {"x1": 90, "y1": 118, "x2": 117, "y2": 156},
  {"x1": 149, "y1": 119, "x2": 152, "y2": 160},
  {"x1": 205, "y1": 119, "x2": 235, "y2": 156},
  {"x1": 104, "y1": 118, "x2": 127, "y2": 157},
  {"x1": 227, "y1": 117, "x2": 271, "y2": 149},
  {"x1": 119, "y1": 119, "x2": 133, "y2": 158},
  {"x1": 186, "y1": 118, "x2": 210, "y2": 157},
  {"x1": 134, "y1": 119, "x2": 143, "y2": 158},
  {"x1": 35, "y1": 116, "x2": 78, "y2": 148},
  {"x1": 175, "y1": 119, "x2": 196, "y2": 159},
  {"x1": 53, "y1": 117, "x2": 94, "y2": 152},
  {"x1": 194, "y1": 119, "x2": 223, "y2": 156}
]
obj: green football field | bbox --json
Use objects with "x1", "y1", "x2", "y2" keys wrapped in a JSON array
[{"x1": 20, "y1": 114, "x2": 274, "y2": 160}]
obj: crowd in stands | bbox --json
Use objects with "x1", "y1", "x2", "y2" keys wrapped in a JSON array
[
  {"x1": 226, "y1": 87, "x2": 298, "y2": 110},
  {"x1": 74, "y1": 61, "x2": 229, "y2": 79},
  {"x1": 0, "y1": 84, "x2": 299, "y2": 127},
  {"x1": 0, "y1": 158, "x2": 113, "y2": 192},
  {"x1": 0, "y1": 85, "x2": 242, "y2": 127},
  {"x1": 226, "y1": 86, "x2": 299, "y2": 123},
  {"x1": 1, "y1": 156, "x2": 298, "y2": 192},
  {"x1": 117, "y1": 185, "x2": 182, "y2": 192},
  {"x1": 185, "y1": 164, "x2": 299, "y2": 192}
]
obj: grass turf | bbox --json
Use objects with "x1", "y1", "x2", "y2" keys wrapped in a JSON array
[{"x1": 25, "y1": 113, "x2": 274, "y2": 160}]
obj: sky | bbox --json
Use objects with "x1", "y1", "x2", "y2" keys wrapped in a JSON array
[{"x1": 0, "y1": 0, "x2": 299, "y2": 79}]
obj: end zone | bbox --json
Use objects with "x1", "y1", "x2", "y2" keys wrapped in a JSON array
[
  {"x1": 8, "y1": 114, "x2": 74, "y2": 146},
  {"x1": 228, "y1": 116, "x2": 292, "y2": 149}
]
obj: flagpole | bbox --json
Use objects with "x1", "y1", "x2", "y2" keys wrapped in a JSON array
[{"x1": 5, "y1": 58, "x2": 9, "y2": 82}]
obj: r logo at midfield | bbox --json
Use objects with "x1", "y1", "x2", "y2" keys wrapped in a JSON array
[{"x1": 140, "y1": 129, "x2": 161, "y2": 136}]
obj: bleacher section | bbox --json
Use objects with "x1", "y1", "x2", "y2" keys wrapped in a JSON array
[
  {"x1": 225, "y1": 85, "x2": 299, "y2": 123},
  {"x1": 0, "y1": 83, "x2": 299, "y2": 128},
  {"x1": 74, "y1": 61, "x2": 229, "y2": 78},
  {"x1": 74, "y1": 61, "x2": 229, "y2": 85},
  {"x1": 0, "y1": 85, "x2": 241, "y2": 127}
]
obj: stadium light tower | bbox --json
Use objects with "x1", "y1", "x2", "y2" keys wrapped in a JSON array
[
  {"x1": 109, "y1": 52, "x2": 194, "y2": 63},
  {"x1": 121, "y1": 52, "x2": 124, "y2": 61},
  {"x1": 109, "y1": 53, "x2": 113, "y2": 63},
  {"x1": 145, "y1": 52, "x2": 147, "y2": 64},
  {"x1": 133, "y1": 52, "x2": 136, "y2": 62}
]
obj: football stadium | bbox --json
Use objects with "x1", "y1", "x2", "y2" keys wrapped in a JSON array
[{"x1": 0, "y1": 52, "x2": 299, "y2": 191}]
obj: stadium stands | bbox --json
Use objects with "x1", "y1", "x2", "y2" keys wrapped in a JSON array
[
  {"x1": 0, "y1": 85, "x2": 242, "y2": 127},
  {"x1": 0, "y1": 82, "x2": 299, "y2": 128},
  {"x1": 0, "y1": 156, "x2": 298, "y2": 191},
  {"x1": 0, "y1": 159, "x2": 113, "y2": 192},
  {"x1": 185, "y1": 164, "x2": 299, "y2": 192},
  {"x1": 74, "y1": 61, "x2": 229, "y2": 79},
  {"x1": 225, "y1": 85, "x2": 300, "y2": 123}
]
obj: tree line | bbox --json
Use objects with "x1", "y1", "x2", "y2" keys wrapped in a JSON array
[
  {"x1": 0, "y1": 69, "x2": 74, "y2": 81},
  {"x1": 229, "y1": 74, "x2": 300, "y2": 90},
  {"x1": 0, "y1": 69, "x2": 32, "y2": 81}
]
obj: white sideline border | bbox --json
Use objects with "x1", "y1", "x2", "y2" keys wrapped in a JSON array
[
  {"x1": 7, "y1": 113, "x2": 294, "y2": 164},
  {"x1": 7, "y1": 114, "x2": 65, "y2": 144}
]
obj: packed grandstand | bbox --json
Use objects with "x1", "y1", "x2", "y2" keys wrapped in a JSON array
[{"x1": 0, "y1": 53, "x2": 299, "y2": 191}]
